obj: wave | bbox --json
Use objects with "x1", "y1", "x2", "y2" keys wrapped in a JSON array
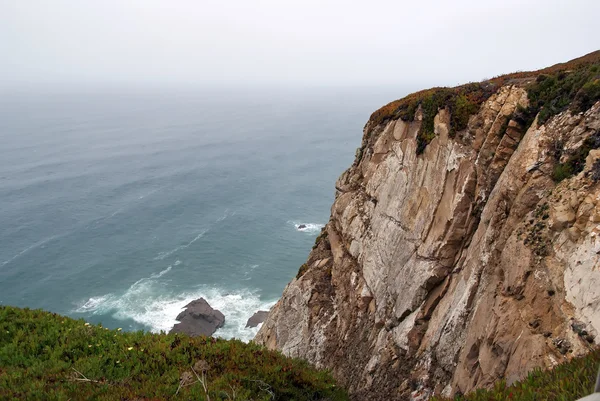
[
  {"x1": 153, "y1": 229, "x2": 208, "y2": 260},
  {"x1": 152, "y1": 209, "x2": 236, "y2": 261},
  {"x1": 290, "y1": 221, "x2": 325, "y2": 234},
  {"x1": 216, "y1": 208, "x2": 236, "y2": 223},
  {"x1": 92, "y1": 185, "x2": 167, "y2": 226},
  {"x1": 138, "y1": 186, "x2": 163, "y2": 200},
  {"x1": 241, "y1": 264, "x2": 259, "y2": 281},
  {"x1": 74, "y1": 264, "x2": 275, "y2": 342},
  {"x1": 1, "y1": 234, "x2": 58, "y2": 267}
]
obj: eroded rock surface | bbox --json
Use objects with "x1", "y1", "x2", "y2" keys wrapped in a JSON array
[
  {"x1": 256, "y1": 82, "x2": 600, "y2": 400},
  {"x1": 170, "y1": 298, "x2": 225, "y2": 337},
  {"x1": 246, "y1": 311, "x2": 269, "y2": 328}
]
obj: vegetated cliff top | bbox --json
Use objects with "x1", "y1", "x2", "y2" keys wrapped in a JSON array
[
  {"x1": 368, "y1": 50, "x2": 600, "y2": 153},
  {"x1": 0, "y1": 306, "x2": 348, "y2": 400}
]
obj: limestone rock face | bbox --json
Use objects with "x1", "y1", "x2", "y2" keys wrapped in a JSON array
[
  {"x1": 170, "y1": 298, "x2": 225, "y2": 337},
  {"x1": 255, "y1": 83, "x2": 600, "y2": 400}
]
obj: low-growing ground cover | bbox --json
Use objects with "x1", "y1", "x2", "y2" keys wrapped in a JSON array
[{"x1": 0, "y1": 306, "x2": 348, "y2": 400}]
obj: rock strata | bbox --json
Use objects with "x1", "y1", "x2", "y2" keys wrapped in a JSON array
[
  {"x1": 170, "y1": 298, "x2": 225, "y2": 337},
  {"x1": 256, "y1": 56, "x2": 600, "y2": 400}
]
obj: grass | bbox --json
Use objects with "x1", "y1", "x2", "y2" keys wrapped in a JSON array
[
  {"x1": 431, "y1": 347, "x2": 600, "y2": 401},
  {"x1": 0, "y1": 306, "x2": 348, "y2": 401},
  {"x1": 368, "y1": 50, "x2": 600, "y2": 155}
]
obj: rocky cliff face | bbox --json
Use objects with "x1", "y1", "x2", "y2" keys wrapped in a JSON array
[{"x1": 255, "y1": 54, "x2": 600, "y2": 400}]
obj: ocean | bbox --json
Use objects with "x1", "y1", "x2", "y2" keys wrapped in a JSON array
[{"x1": 0, "y1": 86, "x2": 404, "y2": 341}]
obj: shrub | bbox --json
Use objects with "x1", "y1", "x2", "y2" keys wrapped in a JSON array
[
  {"x1": 525, "y1": 62, "x2": 600, "y2": 126},
  {"x1": 552, "y1": 163, "x2": 574, "y2": 182},
  {"x1": 552, "y1": 131, "x2": 600, "y2": 182},
  {"x1": 297, "y1": 263, "x2": 309, "y2": 278},
  {"x1": 574, "y1": 78, "x2": 600, "y2": 113}
]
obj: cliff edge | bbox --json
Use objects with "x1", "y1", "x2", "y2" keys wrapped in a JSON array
[{"x1": 255, "y1": 51, "x2": 600, "y2": 400}]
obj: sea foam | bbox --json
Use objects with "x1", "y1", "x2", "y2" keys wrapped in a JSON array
[
  {"x1": 291, "y1": 221, "x2": 325, "y2": 234},
  {"x1": 74, "y1": 263, "x2": 275, "y2": 342}
]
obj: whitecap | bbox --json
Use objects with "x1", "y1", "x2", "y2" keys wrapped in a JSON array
[
  {"x1": 216, "y1": 209, "x2": 230, "y2": 223},
  {"x1": 74, "y1": 266, "x2": 276, "y2": 342},
  {"x1": 1, "y1": 234, "x2": 58, "y2": 267},
  {"x1": 76, "y1": 295, "x2": 110, "y2": 312},
  {"x1": 97, "y1": 186, "x2": 166, "y2": 224},
  {"x1": 153, "y1": 229, "x2": 208, "y2": 260},
  {"x1": 150, "y1": 265, "x2": 172, "y2": 279},
  {"x1": 290, "y1": 221, "x2": 325, "y2": 234}
]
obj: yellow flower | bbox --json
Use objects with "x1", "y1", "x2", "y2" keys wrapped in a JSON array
[
  {"x1": 117, "y1": 328, "x2": 122, "y2": 331},
  {"x1": 88, "y1": 345, "x2": 92, "y2": 348},
  {"x1": 116, "y1": 360, "x2": 120, "y2": 364},
  {"x1": 128, "y1": 347, "x2": 133, "y2": 351},
  {"x1": 84, "y1": 323, "x2": 90, "y2": 326}
]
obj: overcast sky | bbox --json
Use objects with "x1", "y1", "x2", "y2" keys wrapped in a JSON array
[{"x1": 1, "y1": 0, "x2": 599, "y2": 89}]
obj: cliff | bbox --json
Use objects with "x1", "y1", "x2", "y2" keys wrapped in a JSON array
[{"x1": 255, "y1": 51, "x2": 600, "y2": 400}]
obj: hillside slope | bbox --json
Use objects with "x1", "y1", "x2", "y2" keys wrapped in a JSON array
[
  {"x1": 0, "y1": 306, "x2": 348, "y2": 400},
  {"x1": 255, "y1": 51, "x2": 600, "y2": 400}
]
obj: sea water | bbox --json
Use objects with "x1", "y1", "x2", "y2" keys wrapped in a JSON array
[{"x1": 0, "y1": 86, "x2": 405, "y2": 341}]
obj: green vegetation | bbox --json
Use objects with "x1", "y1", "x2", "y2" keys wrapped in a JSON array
[
  {"x1": 369, "y1": 51, "x2": 600, "y2": 155},
  {"x1": 297, "y1": 263, "x2": 309, "y2": 279},
  {"x1": 432, "y1": 347, "x2": 600, "y2": 401},
  {"x1": 525, "y1": 63, "x2": 600, "y2": 127},
  {"x1": 551, "y1": 131, "x2": 600, "y2": 182},
  {"x1": 369, "y1": 83, "x2": 496, "y2": 154},
  {"x1": 0, "y1": 306, "x2": 348, "y2": 401}
]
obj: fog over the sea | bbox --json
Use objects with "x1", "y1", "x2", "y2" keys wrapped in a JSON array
[{"x1": 1, "y1": 0, "x2": 599, "y2": 89}]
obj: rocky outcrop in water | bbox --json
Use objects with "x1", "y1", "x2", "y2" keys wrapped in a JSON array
[
  {"x1": 246, "y1": 310, "x2": 269, "y2": 328},
  {"x1": 255, "y1": 52, "x2": 600, "y2": 400},
  {"x1": 170, "y1": 298, "x2": 225, "y2": 337}
]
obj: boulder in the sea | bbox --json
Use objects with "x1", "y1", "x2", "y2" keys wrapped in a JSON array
[
  {"x1": 246, "y1": 310, "x2": 269, "y2": 328},
  {"x1": 170, "y1": 298, "x2": 225, "y2": 337},
  {"x1": 298, "y1": 224, "x2": 307, "y2": 230}
]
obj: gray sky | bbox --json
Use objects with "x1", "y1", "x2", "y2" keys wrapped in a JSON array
[{"x1": 1, "y1": 0, "x2": 599, "y2": 89}]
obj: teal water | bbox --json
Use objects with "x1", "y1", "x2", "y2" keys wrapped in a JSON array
[{"x1": 0, "y1": 86, "x2": 403, "y2": 341}]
